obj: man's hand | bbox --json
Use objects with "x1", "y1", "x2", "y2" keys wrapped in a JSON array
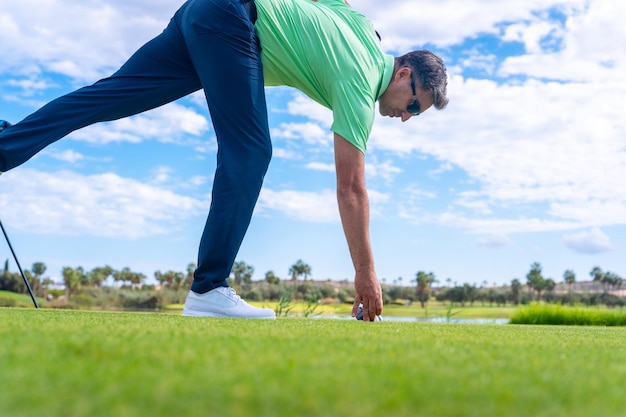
[
  {"x1": 352, "y1": 268, "x2": 383, "y2": 321},
  {"x1": 334, "y1": 133, "x2": 383, "y2": 321}
]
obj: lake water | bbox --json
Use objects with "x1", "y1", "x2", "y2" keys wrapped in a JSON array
[{"x1": 316, "y1": 315, "x2": 509, "y2": 324}]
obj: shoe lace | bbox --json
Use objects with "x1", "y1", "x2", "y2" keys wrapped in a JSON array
[{"x1": 223, "y1": 287, "x2": 243, "y2": 303}]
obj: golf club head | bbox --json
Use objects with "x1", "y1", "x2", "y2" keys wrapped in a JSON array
[{"x1": 355, "y1": 304, "x2": 383, "y2": 322}]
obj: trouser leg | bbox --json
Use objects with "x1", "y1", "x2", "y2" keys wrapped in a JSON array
[
  {"x1": 0, "y1": 9, "x2": 201, "y2": 172},
  {"x1": 179, "y1": 0, "x2": 271, "y2": 293}
]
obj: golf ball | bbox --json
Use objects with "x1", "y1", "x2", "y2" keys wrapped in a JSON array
[{"x1": 356, "y1": 304, "x2": 383, "y2": 321}]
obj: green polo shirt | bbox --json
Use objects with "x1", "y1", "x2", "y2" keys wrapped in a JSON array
[{"x1": 254, "y1": 0, "x2": 394, "y2": 152}]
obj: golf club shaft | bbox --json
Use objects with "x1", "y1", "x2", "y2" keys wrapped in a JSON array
[{"x1": 0, "y1": 218, "x2": 39, "y2": 308}]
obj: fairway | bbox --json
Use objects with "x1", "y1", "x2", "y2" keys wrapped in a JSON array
[{"x1": 1, "y1": 309, "x2": 625, "y2": 417}]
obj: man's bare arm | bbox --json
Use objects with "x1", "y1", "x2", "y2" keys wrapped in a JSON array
[{"x1": 334, "y1": 133, "x2": 382, "y2": 321}]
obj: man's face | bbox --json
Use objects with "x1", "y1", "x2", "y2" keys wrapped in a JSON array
[{"x1": 378, "y1": 68, "x2": 433, "y2": 122}]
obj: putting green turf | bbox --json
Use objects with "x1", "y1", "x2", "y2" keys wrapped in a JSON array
[{"x1": 1, "y1": 308, "x2": 625, "y2": 417}]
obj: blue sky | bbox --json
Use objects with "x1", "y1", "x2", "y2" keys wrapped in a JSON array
[{"x1": 1, "y1": 0, "x2": 625, "y2": 287}]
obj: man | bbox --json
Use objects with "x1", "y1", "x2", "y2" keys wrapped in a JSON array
[{"x1": 0, "y1": 0, "x2": 448, "y2": 321}]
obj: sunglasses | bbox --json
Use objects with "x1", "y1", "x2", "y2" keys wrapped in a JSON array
[{"x1": 406, "y1": 74, "x2": 421, "y2": 116}]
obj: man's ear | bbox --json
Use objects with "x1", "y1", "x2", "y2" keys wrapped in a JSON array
[{"x1": 394, "y1": 67, "x2": 411, "y2": 81}]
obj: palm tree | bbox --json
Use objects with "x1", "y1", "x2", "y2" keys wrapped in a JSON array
[
  {"x1": 615, "y1": 275, "x2": 624, "y2": 291},
  {"x1": 114, "y1": 267, "x2": 135, "y2": 288},
  {"x1": 183, "y1": 263, "x2": 196, "y2": 289},
  {"x1": 603, "y1": 271, "x2": 622, "y2": 293},
  {"x1": 526, "y1": 262, "x2": 545, "y2": 301},
  {"x1": 154, "y1": 270, "x2": 181, "y2": 289},
  {"x1": 563, "y1": 269, "x2": 576, "y2": 293},
  {"x1": 415, "y1": 271, "x2": 436, "y2": 308},
  {"x1": 88, "y1": 265, "x2": 113, "y2": 287},
  {"x1": 62, "y1": 266, "x2": 84, "y2": 299},
  {"x1": 30, "y1": 262, "x2": 46, "y2": 296},
  {"x1": 589, "y1": 266, "x2": 605, "y2": 292},
  {"x1": 163, "y1": 271, "x2": 178, "y2": 291},
  {"x1": 231, "y1": 261, "x2": 254, "y2": 287},
  {"x1": 289, "y1": 259, "x2": 311, "y2": 282},
  {"x1": 31, "y1": 262, "x2": 46, "y2": 282},
  {"x1": 154, "y1": 271, "x2": 168, "y2": 288},
  {"x1": 264, "y1": 270, "x2": 279, "y2": 285},
  {"x1": 510, "y1": 278, "x2": 522, "y2": 305}
]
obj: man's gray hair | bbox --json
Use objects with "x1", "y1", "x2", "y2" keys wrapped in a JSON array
[{"x1": 397, "y1": 50, "x2": 449, "y2": 110}]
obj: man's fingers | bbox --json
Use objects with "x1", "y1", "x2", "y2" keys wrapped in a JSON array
[
  {"x1": 366, "y1": 301, "x2": 377, "y2": 321},
  {"x1": 363, "y1": 302, "x2": 371, "y2": 321},
  {"x1": 351, "y1": 296, "x2": 362, "y2": 317}
]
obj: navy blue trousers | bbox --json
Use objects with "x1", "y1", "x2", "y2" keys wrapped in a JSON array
[{"x1": 0, "y1": 0, "x2": 272, "y2": 293}]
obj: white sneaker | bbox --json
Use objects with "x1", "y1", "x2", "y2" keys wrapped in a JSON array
[{"x1": 182, "y1": 287, "x2": 276, "y2": 319}]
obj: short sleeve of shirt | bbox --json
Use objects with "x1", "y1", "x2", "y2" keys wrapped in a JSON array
[{"x1": 330, "y1": 80, "x2": 375, "y2": 153}]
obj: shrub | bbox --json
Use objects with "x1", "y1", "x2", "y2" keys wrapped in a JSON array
[
  {"x1": 510, "y1": 303, "x2": 626, "y2": 326},
  {"x1": 319, "y1": 284, "x2": 337, "y2": 299},
  {"x1": 119, "y1": 292, "x2": 162, "y2": 310},
  {"x1": 337, "y1": 288, "x2": 354, "y2": 303},
  {"x1": 71, "y1": 294, "x2": 95, "y2": 309},
  {"x1": 242, "y1": 287, "x2": 263, "y2": 301},
  {"x1": 0, "y1": 296, "x2": 17, "y2": 307}
]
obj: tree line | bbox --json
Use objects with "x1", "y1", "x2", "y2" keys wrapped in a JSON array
[
  {"x1": 433, "y1": 262, "x2": 624, "y2": 308},
  {"x1": 1, "y1": 258, "x2": 623, "y2": 309},
  {"x1": 0, "y1": 258, "x2": 317, "y2": 301}
]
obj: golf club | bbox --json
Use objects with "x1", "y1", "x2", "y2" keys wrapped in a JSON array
[
  {"x1": 0, "y1": 218, "x2": 40, "y2": 308},
  {"x1": 1, "y1": 121, "x2": 39, "y2": 308}
]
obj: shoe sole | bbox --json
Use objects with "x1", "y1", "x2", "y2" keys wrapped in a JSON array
[{"x1": 182, "y1": 309, "x2": 276, "y2": 319}]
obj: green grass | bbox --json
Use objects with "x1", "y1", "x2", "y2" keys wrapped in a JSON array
[
  {"x1": 0, "y1": 290, "x2": 44, "y2": 307},
  {"x1": 511, "y1": 303, "x2": 626, "y2": 326},
  {"x1": 1, "y1": 309, "x2": 625, "y2": 417}
]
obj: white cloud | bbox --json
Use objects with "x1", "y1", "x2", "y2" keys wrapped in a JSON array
[
  {"x1": 305, "y1": 157, "x2": 404, "y2": 182},
  {"x1": 353, "y1": 0, "x2": 587, "y2": 51},
  {"x1": 6, "y1": 76, "x2": 56, "y2": 95},
  {"x1": 68, "y1": 102, "x2": 210, "y2": 144},
  {"x1": 48, "y1": 150, "x2": 85, "y2": 164},
  {"x1": 502, "y1": 19, "x2": 564, "y2": 55},
  {"x1": 454, "y1": 191, "x2": 493, "y2": 215},
  {"x1": 396, "y1": 185, "x2": 438, "y2": 223},
  {"x1": 369, "y1": 70, "x2": 626, "y2": 233},
  {"x1": 475, "y1": 234, "x2": 514, "y2": 248},
  {"x1": 550, "y1": 200, "x2": 626, "y2": 226},
  {"x1": 365, "y1": 159, "x2": 403, "y2": 183},
  {"x1": 366, "y1": 189, "x2": 392, "y2": 218},
  {"x1": 563, "y1": 228, "x2": 614, "y2": 254},
  {"x1": 307, "y1": 162, "x2": 335, "y2": 172},
  {"x1": 286, "y1": 94, "x2": 333, "y2": 127},
  {"x1": 271, "y1": 121, "x2": 332, "y2": 148},
  {"x1": 272, "y1": 148, "x2": 300, "y2": 160},
  {"x1": 499, "y1": 1, "x2": 626, "y2": 82},
  {"x1": 0, "y1": 169, "x2": 206, "y2": 238},
  {"x1": 459, "y1": 49, "x2": 498, "y2": 75},
  {"x1": 427, "y1": 163, "x2": 454, "y2": 178},
  {"x1": 0, "y1": 0, "x2": 177, "y2": 81},
  {"x1": 256, "y1": 187, "x2": 391, "y2": 223},
  {"x1": 435, "y1": 212, "x2": 580, "y2": 235},
  {"x1": 188, "y1": 176, "x2": 210, "y2": 187},
  {"x1": 151, "y1": 166, "x2": 173, "y2": 184},
  {"x1": 257, "y1": 188, "x2": 339, "y2": 223}
]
